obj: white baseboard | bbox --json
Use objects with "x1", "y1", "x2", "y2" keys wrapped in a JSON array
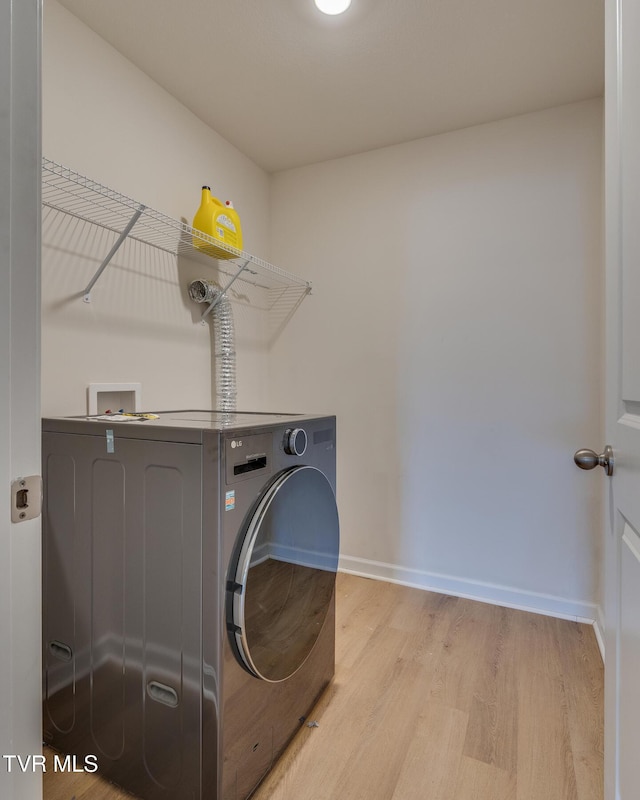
[
  {"x1": 593, "y1": 604, "x2": 605, "y2": 662},
  {"x1": 338, "y1": 554, "x2": 599, "y2": 625}
]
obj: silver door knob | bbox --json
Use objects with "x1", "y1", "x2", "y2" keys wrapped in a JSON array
[{"x1": 573, "y1": 445, "x2": 614, "y2": 477}]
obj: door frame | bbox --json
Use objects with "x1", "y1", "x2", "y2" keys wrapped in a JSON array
[
  {"x1": 604, "y1": 4, "x2": 618, "y2": 799},
  {"x1": 603, "y1": 0, "x2": 640, "y2": 798},
  {"x1": 0, "y1": 1, "x2": 43, "y2": 799}
]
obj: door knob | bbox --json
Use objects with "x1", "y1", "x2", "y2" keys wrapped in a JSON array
[{"x1": 573, "y1": 445, "x2": 614, "y2": 477}]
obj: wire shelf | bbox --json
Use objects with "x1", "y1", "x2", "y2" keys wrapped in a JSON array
[{"x1": 42, "y1": 158, "x2": 312, "y2": 308}]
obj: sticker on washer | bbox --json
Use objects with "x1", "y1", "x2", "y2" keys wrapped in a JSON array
[{"x1": 225, "y1": 490, "x2": 235, "y2": 511}]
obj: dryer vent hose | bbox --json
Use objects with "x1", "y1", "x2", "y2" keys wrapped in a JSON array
[{"x1": 188, "y1": 279, "x2": 236, "y2": 412}]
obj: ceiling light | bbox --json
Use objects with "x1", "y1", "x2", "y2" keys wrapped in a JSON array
[{"x1": 314, "y1": 0, "x2": 352, "y2": 15}]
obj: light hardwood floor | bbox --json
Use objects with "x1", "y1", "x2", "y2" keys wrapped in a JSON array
[{"x1": 44, "y1": 573, "x2": 603, "y2": 800}]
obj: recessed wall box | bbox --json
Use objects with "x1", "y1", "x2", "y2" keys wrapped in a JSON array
[{"x1": 87, "y1": 383, "x2": 142, "y2": 416}]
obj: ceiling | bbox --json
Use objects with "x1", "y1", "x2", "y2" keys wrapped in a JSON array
[{"x1": 55, "y1": 0, "x2": 604, "y2": 173}]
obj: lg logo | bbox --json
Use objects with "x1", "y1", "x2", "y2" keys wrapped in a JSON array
[{"x1": 231, "y1": 440, "x2": 243, "y2": 449}]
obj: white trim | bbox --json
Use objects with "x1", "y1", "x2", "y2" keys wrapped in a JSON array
[
  {"x1": 268, "y1": 542, "x2": 337, "y2": 572},
  {"x1": 622, "y1": 522, "x2": 640, "y2": 562},
  {"x1": 593, "y1": 604, "x2": 606, "y2": 663},
  {"x1": 619, "y1": 412, "x2": 640, "y2": 431},
  {"x1": 0, "y1": 1, "x2": 42, "y2": 797},
  {"x1": 338, "y1": 554, "x2": 599, "y2": 624}
]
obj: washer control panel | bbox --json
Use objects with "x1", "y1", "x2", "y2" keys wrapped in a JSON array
[
  {"x1": 225, "y1": 432, "x2": 271, "y2": 485},
  {"x1": 283, "y1": 428, "x2": 307, "y2": 457}
]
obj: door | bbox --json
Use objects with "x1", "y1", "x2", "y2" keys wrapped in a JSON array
[
  {"x1": 228, "y1": 465, "x2": 340, "y2": 682},
  {"x1": 604, "y1": 1, "x2": 640, "y2": 798},
  {"x1": 0, "y1": 2, "x2": 42, "y2": 800}
]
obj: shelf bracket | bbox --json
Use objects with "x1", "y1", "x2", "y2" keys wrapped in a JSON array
[
  {"x1": 83, "y1": 204, "x2": 146, "y2": 302},
  {"x1": 200, "y1": 259, "x2": 251, "y2": 322}
]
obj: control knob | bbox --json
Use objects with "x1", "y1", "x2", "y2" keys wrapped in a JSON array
[{"x1": 284, "y1": 428, "x2": 307, "y2": 456}]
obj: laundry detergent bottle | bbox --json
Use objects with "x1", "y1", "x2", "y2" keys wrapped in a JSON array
[
  {"x1": 192, "y1": 186, "x2": 243, "y2": 260},
  {"x1": 222, "y1": 201, "x2": 242, "y2": 251},
  {"x1": 192, "y1": 185, "x2": 215, "y2": 245}
]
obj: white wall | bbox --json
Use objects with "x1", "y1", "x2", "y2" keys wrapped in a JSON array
[
  {"x1": 269, "y1": 99, "x2": 604, "y2": 620},
  {"x1": 41, "y1": 0, "x2": 272, "y2": 416},
  {"x1": 42, "y1": 0, "x2": 604, "y2": 621}
]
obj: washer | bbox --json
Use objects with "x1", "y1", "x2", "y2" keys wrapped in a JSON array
[{"x1": 41, "y1": 410, "x2": 339, "y2": 800}]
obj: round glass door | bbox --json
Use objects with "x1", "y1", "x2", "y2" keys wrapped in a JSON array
[{"x1": 229, "y1": 466, "x2": 340, "y2": 682}]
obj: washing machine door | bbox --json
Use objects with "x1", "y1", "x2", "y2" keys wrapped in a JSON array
[{"x1": 230, "y1": 465, "x2": 339, "y2": 682}]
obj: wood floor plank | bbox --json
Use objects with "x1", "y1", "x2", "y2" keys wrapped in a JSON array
[
  {"x1": 463, "y1": 603, "x2": 519, "y2": 773},
  {"x1": 427, "y1": 595, "x2": 497, "y2": 712},
  {"x1": 552, "y1": 618, "x2": 604, "y2": 800},
  {"x1": 254, "y1": 624, "x2": 415, "y2": 800},
  {"x1": 329, "y1": 660, "x2": 438, "y2": 800},
  {"x1": 395, "y1": 590, "x2": 459, "y2": 669},
  {"x1": 44, "y1": 574, "x2": 604, "y2": 800},
  {"x1": 42, "y1": 747, "x2": 136, "y2": 800},
  {"x1": 514, "y1": 612, "x2": 579, "y2": 800},
  {"x1": 454, "y1": 755, "x2": 516, "y2": 800},
  {"x1": 389, "y1": 701, "x2": 469, "y2": 800},
  {"x1": 333, "y1": 573, "x2": 398, "y2": 671}
]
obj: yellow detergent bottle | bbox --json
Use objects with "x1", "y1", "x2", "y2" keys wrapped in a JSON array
[
  {"x1": 192, "y1": 186, "x2": 243, "y2": 259},
  {"x1": 192, "y1": 185, "x2": 215, "y2": 240}
]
